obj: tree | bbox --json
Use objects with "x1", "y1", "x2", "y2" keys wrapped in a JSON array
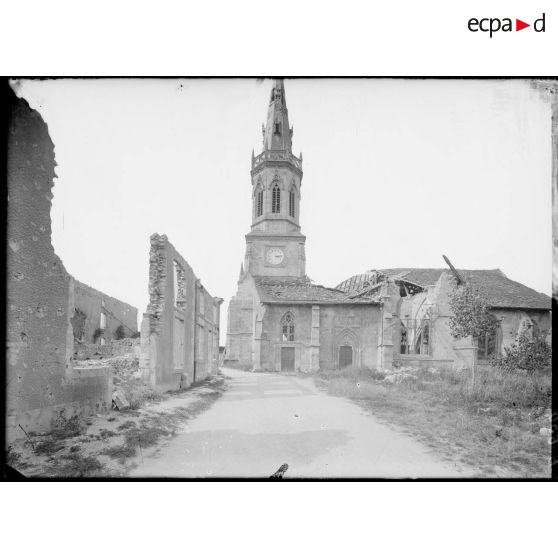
[{"x1": 448, "y1": 283, "x2": 498, "y2": 341}]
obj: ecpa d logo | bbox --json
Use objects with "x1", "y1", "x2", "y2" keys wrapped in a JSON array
[{"x1": 468, "y1": 13, "x2": 546, "y2": 37}]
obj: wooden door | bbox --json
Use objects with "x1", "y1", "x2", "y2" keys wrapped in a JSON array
[
  {"x1": 281, "y1": 347, "x2": 295, "y2": 372},
  {"x1": 339, "y1": 345, "x2": 353, "y2": 369}
]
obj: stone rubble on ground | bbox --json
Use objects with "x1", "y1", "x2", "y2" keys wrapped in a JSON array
[{"x1": 112, "y1": 390, "x2": 130, "y2": 410}]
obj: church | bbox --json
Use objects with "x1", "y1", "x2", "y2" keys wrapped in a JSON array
[{"x1": 224, "y1": 80, "x2": 551, "y2": 373}]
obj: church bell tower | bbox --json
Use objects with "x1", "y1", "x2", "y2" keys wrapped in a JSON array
[{"x1": 243, "y1": 79, "x2": 306, "y2": 278}]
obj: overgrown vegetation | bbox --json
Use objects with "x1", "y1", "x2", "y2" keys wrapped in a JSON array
[
  {"x1": 309, "y1": 365, "x2": 552, "y2": 477},
  {"x1": 56, "y1": 454, "x2": 104, "y2": 477},
  {"x1": 448, "y1": 283, "x2": 498, "y2": 340},
  {"x1": 114, "y1": 325, "x2": 126, "y2": 340},
  {"x1": 494, "y1": 331, "x2": 552, "y2": 373}
]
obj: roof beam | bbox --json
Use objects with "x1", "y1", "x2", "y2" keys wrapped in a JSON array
[{"x1": 442, "y1": 254, "x2": 465, "y2": 285}]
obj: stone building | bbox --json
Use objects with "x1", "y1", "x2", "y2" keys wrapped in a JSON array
[
  {"x1": 225, "y1": 80, "x2": 382, "y2": 373},
  {"x1": 225, "y1": 79, "x2": 552, "y2": 373},
  {"x1": 139, "y1": 234, "x2": 223, "y2": 390},
  {"x1": 6, "y1": 87, "x2": 113, "y2": 441},
  {"x1": 72, "y1": 280, "x2": 138, "y2": 344},
  {"x1": 336, "y1": 268, "x2": 552, "y2": 371}
]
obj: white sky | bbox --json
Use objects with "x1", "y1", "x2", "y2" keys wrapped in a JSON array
[{"x1": 15, "y1": 78, "x2": 552, "y2": 345}]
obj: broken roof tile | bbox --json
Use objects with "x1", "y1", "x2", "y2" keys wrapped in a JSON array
[
  {"x1": 254, "y1": 276, "x2": 380, "y2": 305},
  {"x1": 337, "y1": 268, "x2": 551, "y2": 310}
]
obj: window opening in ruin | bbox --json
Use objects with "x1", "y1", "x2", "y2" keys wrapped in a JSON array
[
  {"x1": 274, "y1": 122, "x2": 281, "y2": 135},
  {"x1": 173, "y1": 260, "x2": 186, "y2": 310},
  {"x1": 476, "y1": 327, "x2": 499, "y2": 360},
  {"x1": 100, "y1": 312, "x2": 106, "y2": 330},
  {"x1": 414, "y1": 322, "x2": 430, "y2": 356},
  {"x1": 400, "y1": 322, "x2": 409, "y2": 354},
  {"x1": 289, "y1": 188, "x2": 295, "y2": 218},
  {"x1": 272, "y1": 185, "x2": 281, "y2": 213},
  {"x1": 518, "y1": 317, "x2": 539, "y2": 340},
  {"x1": 400, "y1": 318, "x2": 431, "y2": 355},
  {"x1": 281, "y1": 311, "x2": 295, "y2": 342},
  {"x1": 198, "y1": 288, "x2": 205, "y2": 315},
  {"x1": 256, "y1": 188, "x2": 263, "y2": 217},
  {"x1": 71, "y1": 308, "x2": 87, "y2": 341}
]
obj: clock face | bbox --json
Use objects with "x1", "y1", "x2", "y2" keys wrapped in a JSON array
[{"x1": 266, "y1": 247, "x2": 285, "y2": 265}]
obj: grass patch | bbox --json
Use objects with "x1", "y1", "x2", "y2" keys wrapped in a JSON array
[
  {"x1": 124, "y1": 424, "x2": 171, "y2": 449},
  {"x1": 51, "y1": 416, "x2": 85, "y2": 440},
  {"x1": 117, "y1": 420, "x2": 138, "y2": 431},
  {"x1": 313, "y1": 365, "x2": 551, "y2": 477},
  {"x1": 34, "y1": 439, "x2": 66, "y2": 455},
  {"x1": 56, "y1": 453, "x2": 104, "y2": 477},
  {"x1": 101, "y1": 444, "x2": 138, "y2": 464}
]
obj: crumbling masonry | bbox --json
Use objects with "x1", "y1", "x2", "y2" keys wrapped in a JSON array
[
  {"x1": 6, "y1": 89, "x2": 117, "y2": 442},
  {"x1": 139, "y1": 234, "x2": 223, "y2": 390}
]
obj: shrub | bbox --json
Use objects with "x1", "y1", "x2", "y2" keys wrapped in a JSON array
[
  {"x1": 494, "y1": 332, "x2": 552, "y2": 373},
  {"x1": 114, "y1": 325, "x2": 126, "y2": 340}
]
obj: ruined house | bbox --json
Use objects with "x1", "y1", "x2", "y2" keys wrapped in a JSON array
[
  {"x1": 72, "y1": 280, "x2": 138, "y2": 344},
  {"x1": 139, "y1": 234, "x2": 223, "y2": 390},
  {"x1": 6, "y1": 88, "x2": 119, "y2": 441},
  {"x1": 225, "y1": 79, "x2": 552, "y2": 373}
]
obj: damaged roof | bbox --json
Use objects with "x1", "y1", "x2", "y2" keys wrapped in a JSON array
[
  {"x1": 254, "y1": 276, "x2": 380, "y2": 305},
  {"x1": 337, "y1": 268, "x2": 551, "y2": 310}
]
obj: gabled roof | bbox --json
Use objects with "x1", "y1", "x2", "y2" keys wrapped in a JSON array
[
  {"x1": 337, "y1": 268, "x2": 551, "y2": 310},
  {"x1": 254, "y1": 276, "x2": 380, "y2": 305}
]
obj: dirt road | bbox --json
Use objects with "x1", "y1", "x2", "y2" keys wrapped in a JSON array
[{"x1": 131, "y1": 368, "x2": 476, "y2": 478}]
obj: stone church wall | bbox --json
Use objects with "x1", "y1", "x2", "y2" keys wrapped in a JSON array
[
  {"x1": 140, "y1": 234, "x2": 222, "y2": 390},
  {"x1": 257, "y1": 303, "x2": 381, "y2": 372},
  {"x1": 318, "y1": 305, "x2": 381, "y2": 371},
  {"x1": 6, "y1": 88, "x2": 112, "y2": 442},
  {"x1": 390, "y1": 272, "x2": 552, "y2": 371}
]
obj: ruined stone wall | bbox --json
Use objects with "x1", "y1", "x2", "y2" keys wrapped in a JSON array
[
  {"x1": 140, "y1": 234, "x2": 222, "y2": 390},
  {"x1": 73, "y1": 280, "x2": 138, "y2": 343},
  {"x1": 224, "y1": 274, "x2": 257, "y2": 366},
  {"x1": 6, "y1": 90, "x2": 111, "y2": 441},
  {"x1": 390, "y1": 272, "x2": 552, "y2": 371}
]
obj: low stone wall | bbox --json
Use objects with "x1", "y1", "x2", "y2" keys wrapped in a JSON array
[
  {"x1": 392, "y1": 356, "x2": 455, "y2": 372},
  {"x1": 7, "y1": 365, "x2": 113, "y2": 442}
]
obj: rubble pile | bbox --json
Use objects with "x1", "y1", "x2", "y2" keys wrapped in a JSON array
[
  {"x1": 74, "y1": 337, "x2": 140, "y2": 360},
  {"x1": 73, "y1": 338, "x2": 152, "y2": 409}
]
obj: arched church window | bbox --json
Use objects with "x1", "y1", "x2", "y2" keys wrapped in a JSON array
[
  {"x1": 476, "y1": 324, "x2": 500, "y2": 361},
  {"x1": 272, "y1": 185, "x2": 281, "y2": 213},
  {"x1": 414, "y1": 322, "x2": 430, "y2": 355},
  {"x1": 281, "y1": 311, "x2": 295, "y2": 342},
  {"x1": 289, "y1": 188, "x2": 295, "y2": 218},
  {"x1": 256, "y1": 188, "x2": 263, "y2": 217},
  {"x1": 400, "y1": 321, "x2": 409, "y2": 355}
]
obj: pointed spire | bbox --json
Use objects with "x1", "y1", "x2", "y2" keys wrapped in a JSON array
[{"x1": 262, "y1": 78, "x2": 292, "y2": 152}]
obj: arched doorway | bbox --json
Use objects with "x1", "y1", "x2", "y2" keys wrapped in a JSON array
[{"x1": 339, "y1": 345, "x2": 353, "y2": 369}]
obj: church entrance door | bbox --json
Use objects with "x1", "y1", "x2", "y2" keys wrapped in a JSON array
[
  {"x1": 281, "y1": 347, "x2": 295, "y2": 372},
  {"x1": 339, "y1": 345, "x2": 353, "y2": 369}
]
